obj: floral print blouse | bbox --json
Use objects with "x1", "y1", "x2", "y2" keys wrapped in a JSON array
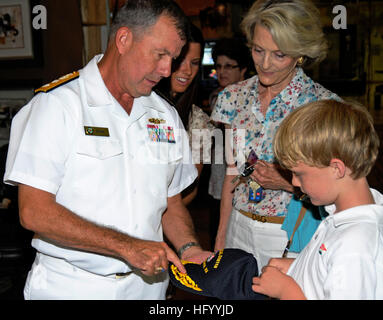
[
  {"x1": 210, "y1": 68, "x2": 340, "y2": 217},
  {"x1": 188, "y1": 104, "x2": 215, "y2": 165}
]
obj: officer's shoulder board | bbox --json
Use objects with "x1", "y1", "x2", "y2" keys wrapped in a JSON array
[{"x1": 35, "y1": 71, "x2": 80, "y2": 94}]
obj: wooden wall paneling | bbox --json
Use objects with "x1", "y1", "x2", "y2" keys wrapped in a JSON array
[
  {"x1": 83, "y1": 26, "x2": 102, "y2": 63},
  {"x1": 80, "y1": 0, "x2": 108, "y2": 64},
  {"x1": 81, "y1": 0, "x2": 107, "y2": 25},
  {"x1": 42, "y1": 0, "x2": 84, "y2": 83}
]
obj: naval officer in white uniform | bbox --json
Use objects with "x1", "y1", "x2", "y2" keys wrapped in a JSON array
[{"x1": 4, "y1": 0, "x2": 211, "y2": 300}]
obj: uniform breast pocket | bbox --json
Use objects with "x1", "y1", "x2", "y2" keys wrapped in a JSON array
[
  {"x1": 76, "y1": 137, "x2": 123, "y2": 160},
  {"x1": 142, "y1": 142, "x2": 182, "y2": 199},
  {"x1": 145, "y1": 141, "x2": 182, "y2": 165},
  {"x1": 73, "y1": 137, "x2": 123, "y2": 197}
]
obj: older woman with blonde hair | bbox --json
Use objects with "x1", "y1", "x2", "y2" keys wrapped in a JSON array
[{"x1": 211, "y1": 0, "x2": 341, "y2": 269}]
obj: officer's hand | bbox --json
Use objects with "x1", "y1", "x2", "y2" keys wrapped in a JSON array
[
  {"x1": 181, "y1": 246, "x2": 213, "y2": 264},
  {"x1": 124, "y1": 239, "x2": 186, "y2": 276}
]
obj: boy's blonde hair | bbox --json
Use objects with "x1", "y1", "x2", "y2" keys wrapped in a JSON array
[
  {"x1": 241, "y1": 0, "x2": 327, "y2": 67},
  {"x1": 273, "y1": 100, "x2": 380, "y2": 179}
]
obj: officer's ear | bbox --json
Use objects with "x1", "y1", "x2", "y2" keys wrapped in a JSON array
[{"x1": 115, "y1": 27, "x2": 133, "y2": 54}]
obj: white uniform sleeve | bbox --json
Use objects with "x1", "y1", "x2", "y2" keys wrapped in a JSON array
[
  {"x1": 4, "y1": 92, "x2": 76, "y2": 194},
  {"x1": 166, "y1": 108, "x2": 197, "y2": 198}
]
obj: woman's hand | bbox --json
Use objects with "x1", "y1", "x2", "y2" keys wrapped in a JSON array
[
  {"x1": 250, "y1": 160, "x2": 294, "y2": 192},
  {"x1": 214, "y1": 231, "x2": 226, "y2": 252}
]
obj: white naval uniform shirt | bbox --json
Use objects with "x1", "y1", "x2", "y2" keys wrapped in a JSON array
[
  {"x1": 287, "y1": 189, "x2": 383, "y2": 300},
  {"x1": 4, "y1": 54, "x2": 197, "y2": 276}
]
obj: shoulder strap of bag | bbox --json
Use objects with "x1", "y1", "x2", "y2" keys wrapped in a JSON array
[{"x1": 282, "y1": 206, "x2": 307, "y2": 258}]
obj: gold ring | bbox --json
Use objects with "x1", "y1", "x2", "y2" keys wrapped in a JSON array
[{"x1": 155, "y1": 267, "x2": 165, "y2": 272}]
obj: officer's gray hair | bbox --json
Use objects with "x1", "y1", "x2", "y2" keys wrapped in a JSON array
[{"x1": 109, "y1": 0, "x2": 190, "y2": 42}]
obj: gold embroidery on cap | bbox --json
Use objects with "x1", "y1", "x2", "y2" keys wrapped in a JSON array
[
  {"x1": 171, "y1": 264, "x2": 202, "y2": 292},
  {"x1": 203, "y1": 261, "x2": 209, "y2": 274},
  {"x1": 213, "y1": 250, "x2": 224, "y2": 269}
]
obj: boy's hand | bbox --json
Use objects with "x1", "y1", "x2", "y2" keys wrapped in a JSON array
[
  {"x1": 268, "y1": 257, "x2": 295, "y2": 274},
  {"x1": 252, "y1": 266, "x2": 289, "y2": 298},
  {"x1": 252, "y1": 266, "x2": 306, "y2": 300}
]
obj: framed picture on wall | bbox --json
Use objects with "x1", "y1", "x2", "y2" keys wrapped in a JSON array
[{"x1": 0, "y1": 0, "x2": 33, "y2": 60}]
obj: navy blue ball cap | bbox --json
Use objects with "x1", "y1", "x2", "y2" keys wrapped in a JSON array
[{"x1": 168, "y1": 248, "x2": 267, "y2": 300}]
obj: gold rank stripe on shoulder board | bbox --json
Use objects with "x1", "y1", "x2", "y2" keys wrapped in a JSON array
[{"x1": 34, "y1": 71, "x2": 80, "y2": 94}]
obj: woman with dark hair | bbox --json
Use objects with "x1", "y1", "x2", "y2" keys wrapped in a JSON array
[
  {"x1": 155, "y1": 23, "x2": 214, "y2": 205},
  {"x1": 209, "y1": 37, "x2": 251, "y2": 111}
]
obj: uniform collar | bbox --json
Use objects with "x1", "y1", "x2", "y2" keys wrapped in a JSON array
[
  {"x1": 324, "y1": 188, "x2": 383, "y2": 227},
  {"x1": 79, "y1": 54, "x2": 114, "y2": 107},
  {"x1": 80, "y1": 54, "x2": 168, "y2": 114},
  {"x1": 139, "y1": 91, "x2": 168, "y2": 113}
]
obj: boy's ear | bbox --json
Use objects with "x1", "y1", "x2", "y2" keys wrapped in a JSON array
[{"x1": 329, "y1": 158, "x2": 346, "y2": 179}]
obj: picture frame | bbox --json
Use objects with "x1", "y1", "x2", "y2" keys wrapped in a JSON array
[{"x1": 0, "y1": 0, "x2": 33, "y2": 60}]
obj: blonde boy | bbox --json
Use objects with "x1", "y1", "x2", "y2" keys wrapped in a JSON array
[{"x1": 252, "y1": 100, "x2": 383, "y2": 299}]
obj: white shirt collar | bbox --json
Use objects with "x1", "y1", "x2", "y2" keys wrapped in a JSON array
[
  {"x1": 324, "y1": 188, "x2": 383, "y2": 227},
  {"x1": 80, "y1": 54, "x2": 168, "y2": 114},
  {"x1": 79, "y1": 54, "x2": 114, "y2": 108}
]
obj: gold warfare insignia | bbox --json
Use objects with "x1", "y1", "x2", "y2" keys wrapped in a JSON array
[
  {"x1": 148, "y1": 118, "x2": 166, "y2": 124},
  {"x1": 171, "y1": 262, "x2": 202, "y2": 292},
  {"x1": 35, "y1": 71, "x2": 80, "y2": 94},
  {"x1": 84, "y1": 126, "x2": 110, "y2": 137}
]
